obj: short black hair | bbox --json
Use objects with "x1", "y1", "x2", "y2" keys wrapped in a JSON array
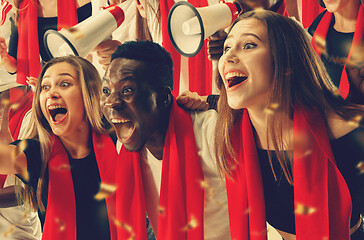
[{"x1": 111, "y1": 41, "x2": 174, "y2": 90}]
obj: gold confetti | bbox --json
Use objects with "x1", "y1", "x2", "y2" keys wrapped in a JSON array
[
  {"x1": 200, "y1": 180, "x2": 214, "y2": 199},
  {"x1": 314, "y1": 35, "x2": 326, "y2": 55},
  {"x1": 22, "y1": 209, "x2": 30, "y2": 221},
  {"x1": 3, "y1": 225, "x2": 14, "y2": 237},
  {"x1": 10, "y1": 103, "x2": 20, "y2": 110},
  {"x1": 347, "y1": 115, "x2": 362, "y2": 127},
  {"x1": 113, "y1": 218, "x2": 134, "y2": 233},
  {"x1": 55, "y1": 218, "x2": 66, "y2": 232},
  {"x1": 94, "y1": 183, "x2": 117, "y2": 200},
  {"x1": 58, "y1": 164, "x2": 71, "y2": 170},
  {"x1": 251, "y1": 229, "x2": 268, "y2": 236},
  {"x1": 264, "y1": 103, "x2": 279, "y2": 115},
  {"x1": 295, "y1": 203, "x2": 317, "y2": 215},
  {"x1": 356, "y1": 162, "x2": 364, "y2": 174},
  {"x1": 158, "y1": 205, "x2": 166, "y2": 215},
  {"x1": 182, "y1": 215, "x2": 199, "y2": 231},
  {"x1": 244, "y1": 207, "x2": 250, "y2": 214},
  {"x1": 1, "y1": 98, "x2": 10, "y2": 106}
]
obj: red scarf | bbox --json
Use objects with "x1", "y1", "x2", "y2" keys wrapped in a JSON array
[
  {"x1": 311, "y1": 4, "x2": 364, "y2": 99},
  {"x1": 276, "y1": 0, "x2": 288, "y2": 17},
  {"x1": 115, "y1": 100, "x2": 205, "y2": 239},
  {"x1": 42, "y1": 132, "x2": 117, "y2": 240},
  {"x1": 161, "y1": 0, "x2": 212, "y2": 96},
  {"x1": 226, "y1": 107, "x2": 352, "y2": 240},
  {"x1": 301, "y1": 0, "x2": 324, "y2": 28},
  {"x1": 0, "y1": 175, "x2": 6, "y2": 188},
  {"x1": 17, "y1": 0, "x2": 77, "y2": 85}
]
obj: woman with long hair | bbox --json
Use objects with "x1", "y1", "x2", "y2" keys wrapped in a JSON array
[
  {"x1": 0, "y1": 55, "x2": 117, "y2": 240},
  {"x1": 215, "y1": 10, "x2": 364, "y2": 240}
]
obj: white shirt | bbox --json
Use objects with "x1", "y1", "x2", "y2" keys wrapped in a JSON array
[
  {"x1": 140, "y1": 110, "x2": 231, "y2": 240},
  {"x1": 0, "y1": 176, "x2": 42, "y2": 240}
]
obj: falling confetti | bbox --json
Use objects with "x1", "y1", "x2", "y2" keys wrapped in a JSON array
[
  {"x1": 347, "y1": 115, "x2": 362, "y2": 128},
  {"x1": 295, "y1": 203, "x2": 317, "y2": 215},
  {"x1": 158, "y1": 205, "x2": 166, "y2": 215},
  {"x1": 10, "y1": 103, "x2": 20, "y2": 110},
  {"x1": 314, "y1": 35, "x2": 326, "y2": 55},
  {"x1": 55, "y1": 218, "x2": 66, "y2": 232},
  {"x1": 264, "y1": 103, "x2": 279, "y2": 115},
  {"x1": 200, "y1": 180, "x2": 214, "y2": 199},
  {"x1": 251, "y1": 229, "x2": 268, "y2": 236},
  {"x1": 3, "y1": 225, "x2": 14, "y2": 237},
  {"x1": 113, "y1": 217, "x2": 135, "y2": 239},
  {"x1": 1, "y1": 98, "x2": 10, "y2": 106},
  {"x1": 94, "y1": 183, "x2": 117, "y2": 200},
  {"x1": 356, "y1": 162, "x2": 364, "y2": 174},
  {"x1": 182, "y1": 215, "x2": 199, "y2": 231}
]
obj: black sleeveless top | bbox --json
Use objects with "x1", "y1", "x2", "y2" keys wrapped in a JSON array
[{"x1": 258, "y1": 127, "x2": 364, "y2": 234}]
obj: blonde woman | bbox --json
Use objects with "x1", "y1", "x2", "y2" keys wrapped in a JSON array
[{"x1": 0, "y1": 56, "x2": 117, "y2": 240}]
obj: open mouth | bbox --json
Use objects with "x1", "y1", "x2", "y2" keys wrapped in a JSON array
[
  {"x1": 225, "y1": 72, "x2": 248, "y2": 88},
  {"x1": 112, "y1": 119, "x2": 136, "y2": 141},
  {"x1": 49, "y1": 105, "x2": 68, "y2": 123},
  {"x1": 228, "y1": 76, "x2": 247, "y2": 88}
]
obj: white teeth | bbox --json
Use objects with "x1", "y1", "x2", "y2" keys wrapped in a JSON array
[
  {"x1": 48, "y1": 105, "x2": 64, "y2": 110},
  {"x1": 225, "y1": 72, "x2": 246, "y2": 79},
  {"x1": 111, "y1": 119, "x2": 129, "y2": 124}
]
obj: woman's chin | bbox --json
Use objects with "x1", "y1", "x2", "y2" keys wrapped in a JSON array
[{"x1": 227, "y1": 98, "x2": 245, "y2": 110}]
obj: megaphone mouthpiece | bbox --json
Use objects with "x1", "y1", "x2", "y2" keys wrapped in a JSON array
[{"x1": 182, "y1": 16, "x2": 201, "y2": 36}]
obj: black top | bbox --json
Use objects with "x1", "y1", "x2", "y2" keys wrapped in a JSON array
[
  {"x1": 308, "y1": 11, "x2": 364, "y2": 104},
  {"x1": 12, "y1": 137, "x2": 111, "y2": 240},
  {"x1": 258, "y1": 127, "x2": 364, "y2": 234},
  {"x1": 8, "y1": 2, "x2": 92, "y2": 62},
  {"x1": 308, "y1": 11, "x2": 354, "y2": 88}
]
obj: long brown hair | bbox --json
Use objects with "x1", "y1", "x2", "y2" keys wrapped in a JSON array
[
  {"x1": 214, "y1": 10, "x2": 363, "y2": 183},
  {"x1": 135, "y1": 0, "x2": 161, "y2": 41},
  {"x1": 23, "y1": 56, "x2": 106, "y2": 210}
]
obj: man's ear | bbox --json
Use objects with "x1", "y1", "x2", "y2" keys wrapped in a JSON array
[
  {"x1": 135, "y1": 0, "x2": 146, "y2": 18},
  {"x1": 157, "y1": 86, "x2": 172, "y2": 109}
]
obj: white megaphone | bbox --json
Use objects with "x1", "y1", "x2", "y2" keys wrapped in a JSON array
[
  {"x1": 168, "y1": 1, "x2": 242, "y2": 57},
  {"x1": 44, "y1": 5, "x2": 124, "y2": 59}
]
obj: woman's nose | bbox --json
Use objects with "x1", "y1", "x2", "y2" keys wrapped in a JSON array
[{"x1": 223, "y1": 48, "x2": 239, "y2": 64}]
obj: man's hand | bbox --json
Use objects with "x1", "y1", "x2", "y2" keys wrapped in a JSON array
[
  {"x1": 0, "y1": 36, "x2": 17, "y2": 73},
  {"x1": 207, "y1": 30, "x2": 227, "y2": 61},
  {"x1": 94, "y1": 39, "x2": 121, "y2": 70},
  {"x1": 176, "y1": 90, "x2": 209, "y2": 111}
]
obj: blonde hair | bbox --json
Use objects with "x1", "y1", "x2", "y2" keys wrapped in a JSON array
[
  {"x1": 215, "y1": 10, "x2": 363, "y2": 183},
  {"x1": 23, "y1": 55, "x2": 106, "y2": 210}
]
